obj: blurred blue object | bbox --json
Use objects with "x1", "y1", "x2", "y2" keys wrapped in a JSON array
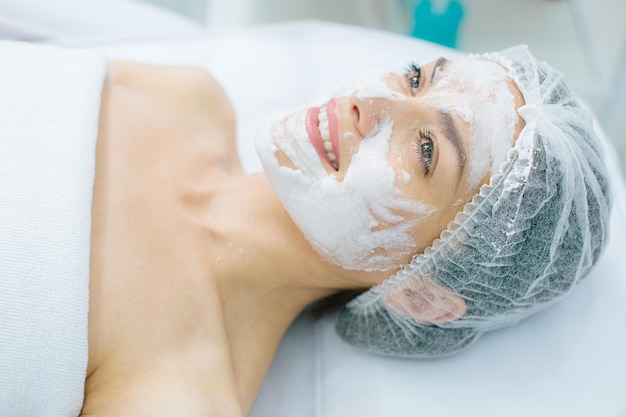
[{"x1": 409, "y1": 0, "x2": 464, "y2": 48}]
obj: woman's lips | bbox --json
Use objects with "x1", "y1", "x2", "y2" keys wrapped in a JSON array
[
  {"x1": 327, "y1": 99, "x2": 340, "y2": 168},
  {"x1": 305, "y1": 99, "x2": 340, "y2": 171}
]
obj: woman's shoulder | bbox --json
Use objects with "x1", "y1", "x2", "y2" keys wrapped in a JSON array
[
  {"x1": 99, "y1": 60, "x2": 241, "y2": 173},
  {"x1": 108, "y1": 60, "x2": 236, "y2": 139},
  {"x1": 109, "y1": 61, "x2": 225, "y2": 99}
]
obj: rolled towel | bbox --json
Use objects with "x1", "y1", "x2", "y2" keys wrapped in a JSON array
[{"x1": 0, "y1": 41, "x2": 107, "y2": 416}]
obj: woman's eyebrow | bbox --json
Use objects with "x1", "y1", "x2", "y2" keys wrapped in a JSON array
[
  {"x1": 437, "y1": 111, "x2": 466, "y2": 184},
  {"x1": 430, "y1": 57, "x2": 447, "y2": 85}
]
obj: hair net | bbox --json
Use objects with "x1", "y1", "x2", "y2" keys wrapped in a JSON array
[{"x1": 335, "y1": 45, "x2": 612, "y2": 358}]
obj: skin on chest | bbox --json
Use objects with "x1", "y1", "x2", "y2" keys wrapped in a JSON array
[{"x1": 84, "y1": 64, "x2": 244, "y2": 414}]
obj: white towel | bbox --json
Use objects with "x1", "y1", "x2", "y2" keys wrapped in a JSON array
[{"x1": 0, "y1": 41, "x2": 106, "y2": 416}]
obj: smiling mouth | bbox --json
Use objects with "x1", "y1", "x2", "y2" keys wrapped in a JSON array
[{"x1": 318, "y1": 105, "x2": 338, "y2": 170}]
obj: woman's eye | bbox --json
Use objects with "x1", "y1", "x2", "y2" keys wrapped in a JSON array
[
  {"x1": 414, "y1": 130, "x2": 435, "y2": 175},
  {"x1": 404, "y1": 61, "x2": 422, "y2": 96}
]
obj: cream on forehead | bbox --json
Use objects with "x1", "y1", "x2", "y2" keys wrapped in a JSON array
[
  {"x1": 427, "y1": 57, "x2": 518, "y2": 190},
  {"x1": 255, "y1": 110, "x2": 433, "y2": 272}
]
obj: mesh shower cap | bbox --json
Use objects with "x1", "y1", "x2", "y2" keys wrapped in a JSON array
[{"x1": 335, "y1": 45, "x2": 612, "y2": 358}]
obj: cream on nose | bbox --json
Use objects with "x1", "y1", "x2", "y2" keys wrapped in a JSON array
[
  {"x1": 349, "y1": 95, "x2": 390, "y2": 139},
  {"x1": 342, "y1": 70, "x2": 406, "y2": 138}
]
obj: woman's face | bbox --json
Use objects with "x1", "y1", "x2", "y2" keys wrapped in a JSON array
[{"x1": 256, "y1": 56, "x2": 525, "y2": 276}]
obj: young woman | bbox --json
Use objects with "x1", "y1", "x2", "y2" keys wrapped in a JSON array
[
  {"x1": 80, "y1": 43, "x2": 611, "y2": 415},
  {"x1": 0, "y1": 41, "x2": 610, "y2": 416}
]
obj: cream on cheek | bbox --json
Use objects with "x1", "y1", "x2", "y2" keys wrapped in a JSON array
[
  {"x1": 427, "y1": 59, "x2": 518, "y2": 190},
  {"x1": 255, "y1": 77, "x2": 434, "y2": 272}
]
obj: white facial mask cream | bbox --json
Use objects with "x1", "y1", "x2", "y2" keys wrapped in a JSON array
[
  {"x1": 334, "y1": 69, "x2": 407, "y2": 103},
  {"x1": 255, "y1": 59, "x2": 518, "y2": 272},
  {"x1": 255, "y1": 106, "x2": 433, "y2": 272},
  {"x1": 424, "y1": 58, "x2": 518, "y2": 189}
]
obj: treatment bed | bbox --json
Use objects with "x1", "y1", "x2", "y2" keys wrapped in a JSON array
[{"x1": 72, "y1": 22, "x2": 626, "y2": 416}]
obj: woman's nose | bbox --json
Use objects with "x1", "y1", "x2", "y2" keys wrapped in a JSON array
[{"x1": 348, "y1": 94, "x2": 395, "y2": 139}]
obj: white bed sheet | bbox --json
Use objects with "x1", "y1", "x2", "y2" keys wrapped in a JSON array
[
  {"x1": 69, "y1": 21, "x2": 626, "y2": 417},
  {"x1": 0, "y1": 0, "x2": 201, "y2": 41}
]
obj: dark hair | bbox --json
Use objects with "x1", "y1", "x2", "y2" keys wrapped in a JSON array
[{"x1": 307, "y1": 289, "x2": 366, "y2": 319}]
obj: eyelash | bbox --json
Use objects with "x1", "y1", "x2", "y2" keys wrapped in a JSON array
[
  {"x1": 404, "y1": 61, "x2": 422, "y2": 95},
  {"x1": 414, "y1": 129, "x2": 435, "y2": 175},
  {"x1": 404, "y1": 61, "x2": 433, "y2": 174}
]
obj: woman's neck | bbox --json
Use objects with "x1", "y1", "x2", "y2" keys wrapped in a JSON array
[{"x1": 191, "y1": 171, "x2": 336, "y2": 411}]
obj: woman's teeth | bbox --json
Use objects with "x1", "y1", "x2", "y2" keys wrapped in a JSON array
[{"x1": 318, "y1": 105, "x2": 338, "y2": 170}]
